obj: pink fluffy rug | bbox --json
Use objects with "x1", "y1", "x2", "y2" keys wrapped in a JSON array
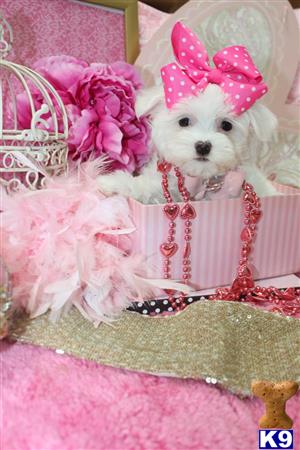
[{"x1": 1, "y1": 341, "x2": 299, "y2": 450}]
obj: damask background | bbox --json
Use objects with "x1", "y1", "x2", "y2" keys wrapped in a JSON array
[{"x1": 0, "y1": 0, "x2": 125, "y2": 65}]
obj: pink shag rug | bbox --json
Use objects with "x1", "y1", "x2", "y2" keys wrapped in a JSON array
[{"x1": 1, "y1": 341, "x2": 299, "y2": 450}]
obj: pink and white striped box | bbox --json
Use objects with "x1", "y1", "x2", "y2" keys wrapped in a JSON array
[{"x1": 129, "y1": 184, "x2": 300, "y2": 290}]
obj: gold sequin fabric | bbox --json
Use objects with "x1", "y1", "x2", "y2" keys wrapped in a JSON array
[{"x1": 10, "y1": 301, "x2": 300, "y2": 395}]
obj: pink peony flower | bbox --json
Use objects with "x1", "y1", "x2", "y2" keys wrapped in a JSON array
[
  {"x1": 16, "y1": 56, "x2": 151, "y2": 173},
  {"x1": 67, "y1": 64, "x2": 150, "y2": 171},
  {"x1": 16, "y1": 55, "x2": 89, "y2": 130}
]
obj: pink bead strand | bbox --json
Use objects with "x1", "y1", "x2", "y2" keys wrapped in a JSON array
[
  {"x1": 158, "y1": 161, "x2": 197, "y2": 311},
  {"x1": 209, "y1": 182, "x2": 300, "y2": 315},
  {"x1": 158, "y1": 163, "x2": 299, "y2": 316}
]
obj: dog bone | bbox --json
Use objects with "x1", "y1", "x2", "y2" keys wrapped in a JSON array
[{"x1": 251, "y1": 380, "x2": 299, "y2": 429}]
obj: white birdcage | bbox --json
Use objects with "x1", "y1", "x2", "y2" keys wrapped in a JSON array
[{"x1": 0, "y1": 16, "x2": 68, "y2": 192}]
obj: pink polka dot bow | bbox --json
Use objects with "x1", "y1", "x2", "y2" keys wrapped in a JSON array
[{"x1": 161, "y1": 21, "x2": 268, "y2": 114}]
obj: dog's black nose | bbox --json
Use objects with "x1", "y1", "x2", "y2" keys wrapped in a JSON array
[{"x1": 195, "y1": 141, "x2": 212, "y2": 156}]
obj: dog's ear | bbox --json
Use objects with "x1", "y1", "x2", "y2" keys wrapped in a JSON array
[
  {"x1": 247, "y1": 103, "x2": 278, "y2": 142},
  {"x1": 135, "y1": 85, "x2": 165, "y2": 118}
]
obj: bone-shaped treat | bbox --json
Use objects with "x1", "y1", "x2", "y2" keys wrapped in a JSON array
[{"x1": 251, "y1": 380, "x2": 299, "y2": 429}]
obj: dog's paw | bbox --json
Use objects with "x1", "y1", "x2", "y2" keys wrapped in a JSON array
[
  {"x1": 97, "y1": 174, "x2": 120, "y2": 196},
  {"x1": 254, "y1": 182, "x2": 282, "y2": 197},
  {"x1": 194, "y1": 191, "x2": 205, "y2": 201},
  {"x1": 97, "y1": 171, "x2": 134, "y2": 198}
]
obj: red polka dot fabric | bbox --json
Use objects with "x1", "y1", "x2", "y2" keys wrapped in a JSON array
[{"x1": 161, "y1": 22, "x2": 268, "y2": 115}]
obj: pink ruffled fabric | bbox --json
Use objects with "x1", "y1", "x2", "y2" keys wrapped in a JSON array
[{"x1": 0, "y1": 162, "x2": 181, "y2": 324}]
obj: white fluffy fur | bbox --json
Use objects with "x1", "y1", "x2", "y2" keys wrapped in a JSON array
[{"x1": 98, "y1": 84, "x2": 278, "y2": 203}]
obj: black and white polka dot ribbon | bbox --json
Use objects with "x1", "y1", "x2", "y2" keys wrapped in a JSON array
[
  {"x1": 127, "y1": 287, "x2": 298, "y2": 316},
  {"x1": 128, "y1": 294, "x2": 207, "y2": 315}
]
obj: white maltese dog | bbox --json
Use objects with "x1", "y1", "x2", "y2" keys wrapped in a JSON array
[
  {"x1": 98, "y1": 23, "x2": 278, "y2": 204},
  {"x1": 98, "y1": 84, "x2": 277, "y2": 203}
]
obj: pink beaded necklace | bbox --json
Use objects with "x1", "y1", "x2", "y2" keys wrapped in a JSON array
[
  {"x1": 158, "y1": 161, "x2": 300, "y2": 316},
  {"x1": 158, "y1": 160, "x2": 196, "y2": 311},
  {"x1": 210, "y1": 181, "x2": 300, "y2": 316}
]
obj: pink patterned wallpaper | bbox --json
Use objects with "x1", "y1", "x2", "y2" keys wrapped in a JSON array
[{"x1": 1, "y1": 0, "x2": 125, "y2": 65}]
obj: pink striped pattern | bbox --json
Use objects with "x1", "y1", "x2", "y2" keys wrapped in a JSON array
[{"x1": 129, "y1": 186, "x2": 300, "y2": 290}]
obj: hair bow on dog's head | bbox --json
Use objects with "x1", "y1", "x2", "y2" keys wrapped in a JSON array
[{"x1": 161, "y1": 22, "x2": 268, "y2": 114}]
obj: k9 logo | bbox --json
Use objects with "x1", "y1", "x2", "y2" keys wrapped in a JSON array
[{"x1": 259, "y1": 430, "x2": 294, "y2": 449}]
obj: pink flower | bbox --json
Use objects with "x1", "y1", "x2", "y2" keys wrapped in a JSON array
[
  {"x1": 67, "y1": 65, "x2": 150, "y2": 171},
  {"x1": 16, "y1": 55, "x2": 88, "y2": 130},
  {"x1": 15, "y1": 56, "x2": 151, "y2": 173},
  {"x1": 34, "y1": 55, "x2": 89, "y2": 104}
]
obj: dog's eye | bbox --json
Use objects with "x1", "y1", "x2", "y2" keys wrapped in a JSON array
[
  {"x1": 178, "y1": 117, "x2": 191, "y2": 127},
  {"x1": 221, "y1": 120, "x2": 233, "y2": 132}
]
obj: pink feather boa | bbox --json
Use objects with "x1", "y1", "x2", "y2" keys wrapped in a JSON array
[{"x1": 1, "y1": 162, "x2": 188, "y2": 324}]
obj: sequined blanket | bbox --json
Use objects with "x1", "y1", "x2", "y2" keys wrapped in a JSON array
[{"x1": 10, "y1": 300, "x2": 300, "y2": 395}]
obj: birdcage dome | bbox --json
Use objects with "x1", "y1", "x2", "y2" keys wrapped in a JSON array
[{"x1": 0, "y1": 16, "x2": 68, "y2": 192}]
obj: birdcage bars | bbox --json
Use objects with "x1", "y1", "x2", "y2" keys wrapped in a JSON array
[{"x1": 0, "y1": 15, "x2": 68, "y2": 192}]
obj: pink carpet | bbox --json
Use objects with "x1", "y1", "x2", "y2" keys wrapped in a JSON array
[{"x1": 1, "y1": 341, "x2": 299, "y2": 450}]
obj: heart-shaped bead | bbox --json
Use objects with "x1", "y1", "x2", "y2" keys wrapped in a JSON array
[
  {"x1": 238, "y1": 265, "x2": 252, "y2": 278},
  {"x1": 157, "y1": 161, "x2": 172, "y2": 174},
  {"x1": 240, "y1": 227, "x2": 252, "y2": 242},
  {"x1": 180, "y1": 203, "x2": 196, "y2": 220},
  {"x1": 160, "y1": 242, "x2": 178, "y2": 258},
  {"x1": 231, "y1": 278, "x2": 243, "y2": 292},
  {"x1": 231, "y1": 275, "x2": 254, "y2": 291},
  {"x1": 164, "y1": 204, "x2": 180, "y2": 220},
  {"x1": 243, "y1": 277, "x2": 254, "y2": 288}
]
